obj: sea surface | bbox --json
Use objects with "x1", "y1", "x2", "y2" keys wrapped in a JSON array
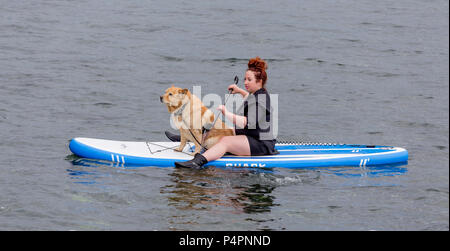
[{"x1": 0, "y1": 0, "x2": 448, "y2": 230}]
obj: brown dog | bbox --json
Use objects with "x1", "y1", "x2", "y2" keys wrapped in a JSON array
[{"x1": 160, "y1": 86, "x2": 234, "y2": 155}]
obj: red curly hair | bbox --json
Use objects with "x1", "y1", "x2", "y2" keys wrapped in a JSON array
[{"x1": 247, "y1": 57, "x2": 268, "y2": 87}]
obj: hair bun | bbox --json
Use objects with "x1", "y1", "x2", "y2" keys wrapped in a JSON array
[{"x1": 248, "y1": 57, "x2": 267, "y2": 71}]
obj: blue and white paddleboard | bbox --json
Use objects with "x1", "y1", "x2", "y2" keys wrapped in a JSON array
[{"x1": 68, "y1": 137, "x2": 408, "y2": 168}]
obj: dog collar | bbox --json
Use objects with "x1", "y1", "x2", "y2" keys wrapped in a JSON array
[{"x1": 173, "y1": 103, "x2": 187, "y2": 116}]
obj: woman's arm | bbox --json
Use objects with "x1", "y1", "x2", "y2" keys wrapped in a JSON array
[
  {"x1": 218, "y1": 105, "x2": 247, "y2": 128},
  {"x1": 228, "y1": 84, "x2": 249, "y2": 99}
]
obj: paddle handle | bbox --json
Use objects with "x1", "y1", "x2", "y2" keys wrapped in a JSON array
[{"x1": 227, "y1": 75, "x2": 240, "y2": 93}]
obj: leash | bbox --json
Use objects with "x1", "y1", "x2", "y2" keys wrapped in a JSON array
[
  {"x1": 175, "y1": 105, "x2": 209, "y2": 153},
  {"x1": 145, "y1": 141, "x2": 194, "y2": 156}
]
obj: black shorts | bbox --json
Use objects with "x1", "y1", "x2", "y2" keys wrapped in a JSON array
[{"x1": 246, "y1": 136, "x2": 272, "y2": 156}]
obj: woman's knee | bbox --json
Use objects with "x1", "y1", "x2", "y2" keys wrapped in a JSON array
[
  {"x1": 221, "y1": 135, "x2": 247, "y2": 147},
  {"x1": 222, "y1": 135, "x2": 250, "y2": 156},
  {"x1": 218, "y1": 136, "x2": 232, "y2": 146}
]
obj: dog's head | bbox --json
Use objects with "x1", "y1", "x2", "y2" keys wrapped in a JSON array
[{"x1": 160, "y1": 86, "x2": 190, "y2": 113}]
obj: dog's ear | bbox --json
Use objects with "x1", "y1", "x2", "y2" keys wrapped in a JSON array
[{"x1": 181, "y1": 88, "x2": 188, "y2": 94}]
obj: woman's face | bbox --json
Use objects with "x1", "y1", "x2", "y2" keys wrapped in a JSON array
[{"x1": 244, "y1": 70, "x2": 262, "y2": 93}]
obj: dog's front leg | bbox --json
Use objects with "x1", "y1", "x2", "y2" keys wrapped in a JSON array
[{"x1": 175, "y1": 134, "x2": 187, "y2": 152}]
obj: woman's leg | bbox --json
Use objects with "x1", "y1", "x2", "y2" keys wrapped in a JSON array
[{"x1": 202, "y1": 135, "x2": 251, "y2": 161}]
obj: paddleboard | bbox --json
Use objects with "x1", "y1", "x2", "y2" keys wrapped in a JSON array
[{"x1": 68, "y1": 137, "x2": 408, "y2": 168}]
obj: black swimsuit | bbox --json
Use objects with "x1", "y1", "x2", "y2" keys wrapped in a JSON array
[{"x1": 235, "y1": 88, "x2": 278, "y2": 156}]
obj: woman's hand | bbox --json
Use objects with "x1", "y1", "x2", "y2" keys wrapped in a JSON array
[
  {"x1": 217, "y1": 105, "x2": 227, "y2": 115},
  {"x1": 227, "y1": 84, "x2": 240, "y2": 94},
  {"x1": 228, "y1": 84, "x2": 248, "y2": 98},
  {"x1": 217, "y1": 104, "x2": 247, "y2": 127}
]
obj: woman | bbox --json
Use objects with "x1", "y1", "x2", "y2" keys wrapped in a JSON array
[{"x1": 175, "y1": 57, "x2": 277, "y2": 169}]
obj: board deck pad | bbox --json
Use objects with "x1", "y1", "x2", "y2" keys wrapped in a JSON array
[{"x1": 69, "y1": 138, "x2": 408, "y2": 168}]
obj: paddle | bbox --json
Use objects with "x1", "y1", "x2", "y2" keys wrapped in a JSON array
[
  {"x1": 200, "y1": 76, "x2": 239, "y2": 151},
  {"x1": 209, "y1": 75, "x2": 239, "y2": 131}
]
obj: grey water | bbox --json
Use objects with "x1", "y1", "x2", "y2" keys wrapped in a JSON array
[{"x1": 0, "y1": 0, "x2": 448, "y2": 231}]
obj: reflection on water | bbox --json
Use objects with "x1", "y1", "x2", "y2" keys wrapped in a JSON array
[
  {"x1": 68, "y1": 155, "x2": 407, "y2": 186},
  {"x1": 236, "y1": 184, "x2": 278, "y2": 214},
  {"x1": 339, "y1": 166, "x2": 406, "y2": 178},
  {"x1": 66, "y1": 155, "x2": 142, "y2": 186},
  {"x1": 160, "y1": 167, "x2": 279, "y2": 215},
  {"x1": 307, "y1": 163, "x2": 408, "y2": 179},
  {"x1": 67, "y1": 156, "x2": 408, "y2": 226}
]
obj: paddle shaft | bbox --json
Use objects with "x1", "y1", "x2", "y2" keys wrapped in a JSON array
[
  {"x1": 210, "y1": 75, "x2": 239, "y2": 129},
  {"x1": 197, "y1": 76, "x2": 239, "y2": 152}
]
